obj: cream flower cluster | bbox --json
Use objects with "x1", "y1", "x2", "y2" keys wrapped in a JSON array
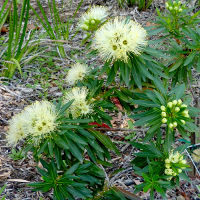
[
  {"x1": 165, "y1": 151, "x2": 187, "y2": 177},
  {"x1": 7, "y1": 101, "x2": 58, "y2": 146},
  {"x1": 93, "y1": 17, "x2": 147, "y2": 62},
  {"x1": 65, "y1": 87, "x2": 92, "y2": 118},
  {"x1": 160, "y1": 99, "x2": 190, "y2": 129},
  {"x1": 165, "y1": 1, "x2": 183, "y2": 13},
  {"x1": 66, "y1": 63, "x2": 89, "y2": 85},
  {"x1": 79, "y1": 5, "x2": 108, "y2": 31}
]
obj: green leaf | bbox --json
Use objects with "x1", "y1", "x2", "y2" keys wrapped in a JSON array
[
  {"x1": 134, "y1": 114, "x2": 160, "y2": 126},
  {"x1": 58, "y1": 100, "x2": 74, "y2": 115},
  {"x1": 153, "y1": 78, "x2": 166, "y2": 96},
  {"x1": 61, "y1": 118, "x2": 92, "y2": 124},
  {"x1": 184, "y1": 52, "x2": 196, "y2": 66},
  {"x1": 67, "y1": 139, "x2": 83, "y2": 162},
  {"x1": 131, "y1": 100, "x2": 158, "y2": 107},
  {"x1": 174, "y1": 84, "x2": 185, "y2": 99},
  {"x1": 131, "y1": 64, "x2": 142, "y2": 89},
  {"x1": 48, "y1": 140, "x2": 54, "y2": 157},
  {"x1": 169, "y1": 58, "x2": 184, "y2": 72},
  {"x1": 106, "y1": 62, "x2": 119, "y2": 86},
  {"x1": 144, "y1": 123, "x2": 162, "y2": 142},
  {"x1": 90, "y1": 129, "x2": 120, "y2": 155},
  {"x1": 53, "y1": 135, "x2": 69, "y2": 150},
  {"x1": 37, "y1": 140, "x2": 48, "y2": 156},
  {"x1": 65, "y1": 163, "x2": 80, "y2": 175},
  {"x1": 54, "y1": 146, "x2": 62, "y2": 170}
]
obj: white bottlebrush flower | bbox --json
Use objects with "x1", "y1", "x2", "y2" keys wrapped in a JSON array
[
  {"x1": 23, "y1": 101, "x2": 58, "y2": 144},
  {"x1": 93, "y1": 17, "x2": 147, "y2": 62},
  {"x1": 66, "y1": 63, "x2": 89, "y2": 85},
  {"x1": 7, "y1": 101, "x2": 57, "y2": 146},
  {"x1": 7, "y1": 112, "x2": 26, "y2": 146},
  {"x1": 65, "y1": 87, "x2": 92, "y2": 118},
  {"x1": 79, "y1": 5, "x2": 108, "y2": 31}
]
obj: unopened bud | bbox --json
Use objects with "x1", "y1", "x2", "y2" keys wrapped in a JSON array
[
  {"x1": 178, "y1": 169, "x2": 182, "y2": 173},
  {"x1": 167, "y1": 102, "x2": 173, "y2": 108},
  {"x1": 177, "y1": 99, "x2": 182, "y2": 105},
  {"x1": 162, "y1": 118, "x2": 167, "y2": 123},
  {"x1": 181, "y1": 104, "x2": 187, "y2": 108},
  {"x1": 161, "y1": 112, "x2": 167, "y2": 117},
  {"x1": 175, "y1": 107, "x2": 180, "y2": 112},
  {"x1": 172, "y1": 100, "x2": 177, "y2": 105},
  {"x1": 161, "y1": 105, "x2": 166, "y2": 111},
  {"x1": 169, "y1": 123, "x2": 174, "y2": 129},
  {"x1": 173, "y1": 122, "x2": 177, "y2": 127},
  {"x1": 91, "y1": 19, "x2": 95, "y2": 24},
  {"x1": 181, "y1": 120, "x2": 185, "y2": 125}
]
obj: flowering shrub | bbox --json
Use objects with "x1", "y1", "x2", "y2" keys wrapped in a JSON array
[
  {"x1": 131, "y1": 141, "x2": 190, "y2": 198},
  {"x1": 155, "y1": 0, "x2": 200, "y2": 83},
  {"x1": 5, "y1": 0, "x2": 200, "y2": 199},
  {"x1": 130, "y1": 81, "x2": 199, "y2": 142},
  {"x1": 93, "y1": 16, "x2": 165, "y2": 88}
]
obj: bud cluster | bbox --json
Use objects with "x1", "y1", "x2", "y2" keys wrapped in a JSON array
[
  {"x1": 165, "y1": 1, "x2": 184, "y2": 13},
  {"x1": 160, "y1": 99, "x2": 190, "y2": 129},
  {"x1": 80, "y1": 18, "x2": 101, "y2": 31},
  {"x1": 79, "y1": 6, "x2": 108, "y2": 32},
  {"x1": 165, "y1": 151, "x2": 187, "y2": 177}
]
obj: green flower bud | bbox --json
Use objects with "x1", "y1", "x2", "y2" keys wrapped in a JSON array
[
  {"x1": 82, "y1": 24, "x2": 89, "y2": 30},
  {"x1": 165, "y1": 164, "x2": 171, "y2": 169},
  {"x1": 181, "y1": 120, "x2": 185, "y2": 125},
  {"x1": 177, "y1": 99, "x2": 182, "y2": 105},
  {"x1": 165, "y1": 2, "x2": 169, "y2": 7},
  {"x1": 179, "y1": 155, "x2": 183, "y2": 161},
  {"x1": 167, "y1": 102, "x2": 173, "y2": 108},
  {"x1": 91, "y1": 19, "x2": 96, "y2": 24},
  {"x1": 165, "y1": 168, "x2": 173, "y2": 175},
  {"x1": 175, "y1": 107, "x2": 180, "y2": 112},
  {"x1": 162, "y1": 118, "x2": 167, "y2": 123},
  {"x1": 178, "y1": 169, "x2": 182, "y2": 173},
  {"x1": 169, "y1": 123, "x2": 174, "y2": 129},
  {"x1": 161, "y1": 112, "x2": 167, "y2": 117},
  {"x1": 172, "y1": 172, "x2": 177, "y2": 176},
  {"x1": 181, "y1": 160, "x2": 187, "y2": 164},
  {"x1": 172, "y1": 100, "x2": 177, "y2": 105},
  {"x1": 183, "y1": 110, "x2": 188, "y2": 115},
  {"x1": 173, "y1": 122, "x2": 177, "y2": 127},
  {"x1": 165, "y1": 158, "x2": 170, "y2": 164},
  {"x1": 169, "y1": 6, "x2": 173, "y2": 10},
  {"x1": 179, "y1": 8, "x2": 183, "y2": 12},
  {"x1": 182, "y1": 110, "x2": 189, "y2": 117},
  {"x1": 181, "y1": 104, "x2": 187, "y2": 108},
  {"x1": 160, "y1": 105, "x2": 166, "y2": 111}
]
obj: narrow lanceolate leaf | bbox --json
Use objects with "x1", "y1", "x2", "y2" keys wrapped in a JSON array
[
  {"x1": 61, "y1": 118, "x2": 92, "y2": 124},
  {"x1": 131, "y1": 100, "x2": 158, "y2": 107},
  {"x1": 133, "y1": 114, "x2": 160, "y2": 126},
  {"x1": 169, "y1": 58, "x2": 184, "y2": 72},
  {"x1": 184, "y1": 52, "x2": 196, "y2": 66},
  {"x1": 89, "y1": 129, "x2": 120, "y2": 155}
]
